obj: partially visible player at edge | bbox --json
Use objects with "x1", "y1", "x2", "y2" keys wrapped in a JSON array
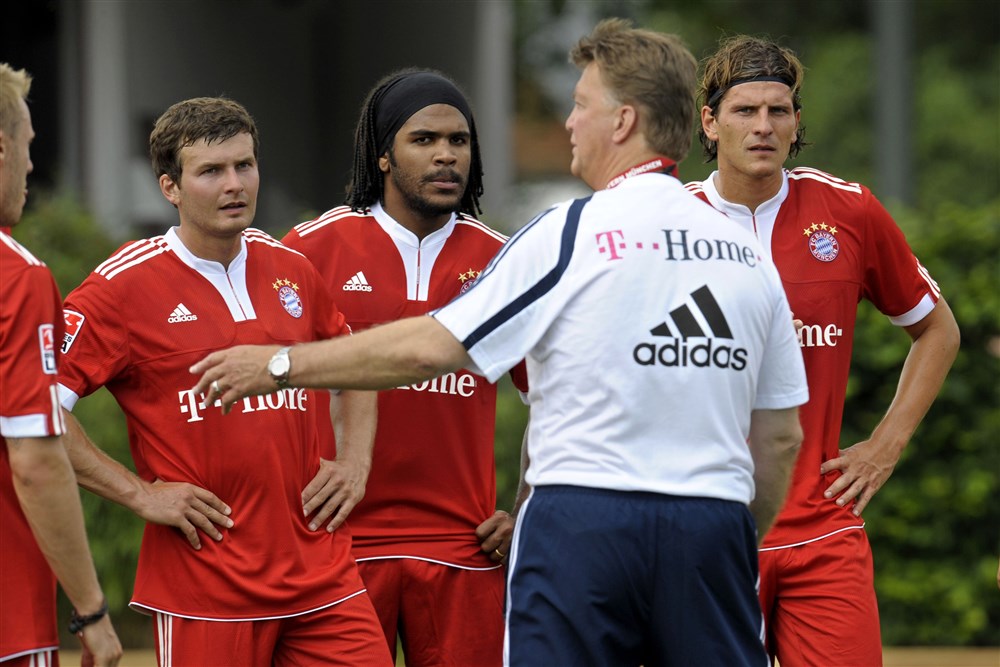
[
  {"x1": 686, "y1": 35, "x2": 960, "y2": 667},
  {"x1": 0, "y1": 61, "x2": 122, "y2": 667},
  {"x1": 281, "y1": 68, "x2": 527, "y2": 666},
  {"x1": 55, "y1": 96, "x2": 391, "y2": 666}
]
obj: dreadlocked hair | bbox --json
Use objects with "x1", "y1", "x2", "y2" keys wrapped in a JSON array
[{"x1": 344, "y1": 68, "x2": 485, "y2": 217}]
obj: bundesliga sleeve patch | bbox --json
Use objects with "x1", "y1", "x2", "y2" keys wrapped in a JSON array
[
  {"x1": 62, "y1": 309, "x2": 86, "y2": 353},
  {"x1": 38, "y1": 324, "x2": 57, "y2": 374}
]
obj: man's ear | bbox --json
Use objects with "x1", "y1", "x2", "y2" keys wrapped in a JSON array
[
  {"x1": 612, "y1": 105, "x2": 638, "y2": 145},
  {"x1": 378, "y1": 152, "x2": 390, "y2": 174},
  {"x1": 159, "y1": 173, "x2": 181, "y2": 207},
  {"x1": 700, "y1": 106, "x2": 719, "y2": 142},
  {"x1": 0, "y1": 128, "x2": 7, "y2": 163}
]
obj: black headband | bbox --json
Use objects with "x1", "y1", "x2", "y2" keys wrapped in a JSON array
[
  {"x1": 706, "y1": 75, "x2": 794, "y2": 108},
  {"x1": 374, "y1": 72, "x2": 475, "y2": 156}
]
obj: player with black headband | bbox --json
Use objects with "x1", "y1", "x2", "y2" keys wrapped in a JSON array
[
  {"x1": 686, "y1": 35, "x2": 959, "y2": 667},
  {"x1": 282, "y1": 68, "x2": 527, "y2": 666}
]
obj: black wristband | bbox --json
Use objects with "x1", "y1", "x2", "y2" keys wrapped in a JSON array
[{"x1": 68, "y1": 599, "x2": 109, "y2": 634}]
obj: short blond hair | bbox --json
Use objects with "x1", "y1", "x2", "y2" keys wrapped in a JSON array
[
  {"x1": 570, "y1": 18, "x2": 697, "y2": 161},
  {"x1": 0, "y1": 63, "x2": 32, "y2": 137}
]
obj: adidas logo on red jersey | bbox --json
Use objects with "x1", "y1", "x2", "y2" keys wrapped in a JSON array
[
  {"x1": 168, "y1": 303, "x2": 198, "y2": 323},
  {"x1": 343, "y1": 271, "x2": 373, "y2": 292}
]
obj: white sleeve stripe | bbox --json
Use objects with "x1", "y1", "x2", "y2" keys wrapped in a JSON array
[
  {"x1": 1, "y1": 232, "x2": 45, "y2": 266},
  {"x1": 249, "y1": 236, "x2": 304, "y2": 256},
  {"x1": 96, "y1": 237, "x2": 170, "y2": 277},
  {"x1": 916, "y1": 260, "x2": 941, "y2": 298},
  {"x1": 294, "y1": 206, "x2": 359, "y2": 236},
  {"x1": 787, "y1": 170, "x2": 863, "y2": 194},
  {"x1": 455, "y1": 216, "x2": 509, "y2": 242},
  {"x1": 101, "y1": 245, "x2": 170, "y2": 280}
]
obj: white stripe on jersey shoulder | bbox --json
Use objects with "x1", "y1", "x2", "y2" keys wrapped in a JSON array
[
  {"x1": 916, "y1": 259, "x2": 942, "y2": 299},
  {"x1": 96, "y1": 236, "x2": 169, "y2": 281},
  {"x1": 244, "y1": 227, "x2": 305, "y2": 257},
  {"x1": 788, "y1": 167, "x2": 862, "y2": 194},
  {"x1": 0, "y1": 231, "x2": 45, "y2": 267},
  {"x1": 455, "y1": 214, "x2": 509, "y2": 242},
  {"x1": 294, "y1": 205, "x2": 367, "y2": 237},
  {"x1": 683, "y1": 181, "x2": 706, "y2": 195}
]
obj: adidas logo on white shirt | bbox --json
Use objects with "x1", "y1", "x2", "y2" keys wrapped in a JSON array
[
  {"x1": 167, "y1": 303, "x2": 198, "y2": 323},
  {"x1": 343, "y1": 271, "x2": 373, "y2": 292}
]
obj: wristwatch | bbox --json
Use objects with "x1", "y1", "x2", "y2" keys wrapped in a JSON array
[{"x1": 267, "y1": 346, "x2": 292, "y2": 389}]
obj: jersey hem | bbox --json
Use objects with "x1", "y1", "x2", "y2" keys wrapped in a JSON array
[
  {"x1": 759, "y1": 523, "x2": 866, "y2": 551},
  {"x1": 128, "y1": 588, "x2": 368, "y2": 621},
  {"x1": 354, "y1": 555, "x2": 502, "y2": 571},
  {"x1": 0, "y1": 645, "x2": 59, "y2": 662}
]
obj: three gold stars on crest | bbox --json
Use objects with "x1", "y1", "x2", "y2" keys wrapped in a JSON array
[{"x1": 802, "y1": 222, "x2": 838, "y2": 236}]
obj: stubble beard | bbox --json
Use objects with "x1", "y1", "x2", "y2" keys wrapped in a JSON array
[{"x1": 391, "y1": 170, "x2": 465, "y2": 218}]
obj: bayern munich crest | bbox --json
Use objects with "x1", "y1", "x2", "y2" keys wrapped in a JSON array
[
  {"x1": 804, "y1": 223, "x2": 840, "y2": 262},
  {"x1": 458, "y1": 268, "x2": 482, "y2": 294},
  {"x1": 272, "y1": 278, "x2": 303, "y2": 318}
]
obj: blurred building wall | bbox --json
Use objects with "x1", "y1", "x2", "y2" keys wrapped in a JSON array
[{"x1": 37, "y1": 0, "x2": 514, "y2": 238}]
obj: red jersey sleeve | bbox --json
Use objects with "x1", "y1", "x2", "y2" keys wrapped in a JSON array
[
  {"x1": 59, "y1": 270, "x2": 132, "y2": 403},
  {"x1": 509, "y1": 360, "x2": 529, "y2": 393},
  {"x1": 860, "y1": 188, "x2": 941, "y2": 320},
  {"x1": 0, "y1": 256, "x2": 65, "y2": 438},
  {"x1": 306, "y1": 266, "x2": 350, "y2": 341}
]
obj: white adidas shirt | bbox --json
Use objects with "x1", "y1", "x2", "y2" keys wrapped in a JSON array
[{"x1": 434, "y1": 173, "x2": 807, "y2": 504}]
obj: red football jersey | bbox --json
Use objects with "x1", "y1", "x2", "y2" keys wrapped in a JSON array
[
  {"x1": 58, "y1": 228, "x2": 365, "y2": 619},
  {"x1": 0, "y1": 229, "x2": 63, "y2": 659},
  {"x1": 285, "y1": 204, "x2": 527, "y2": 567},
  {"x1": 687, "y1": 168, "x2": 940, "y2": 548}
]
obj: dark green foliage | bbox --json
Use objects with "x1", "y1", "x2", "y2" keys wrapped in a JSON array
[
  {"x1": 494, "y1": 376, "x2": 529, "y2": 511},
  {"x1": 854, "y1": 200, "x2": 1000, "y2": 646}
]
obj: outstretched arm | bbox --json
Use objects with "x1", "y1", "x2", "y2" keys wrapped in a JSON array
[
  {"x1": 62, "y1": 409, "x2": 233, "y2": 549},
  {"x1": 748, "y1": 406, "x2": 803, "y2": 542},
  {"x1": 301, "y1": 389, "x2": 378, "y2": 532},
  {"x1": 192, "y1": 315, "x2": 470, "y2": 411},
  {"x1": 6, "y1": 436, "x2": 122, "y2": 666},
  {"x1": 820, "y1": 299, "x2": 960, "y2": 515}
]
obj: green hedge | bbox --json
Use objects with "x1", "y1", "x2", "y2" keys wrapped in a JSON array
[{"x1": 849, "y1": 199, "x2": 1000, "y2": 645}]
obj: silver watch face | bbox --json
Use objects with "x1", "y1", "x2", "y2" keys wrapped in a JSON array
[{"x1": 269, "y1": 352, "x2": 290, "y2": 378}]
